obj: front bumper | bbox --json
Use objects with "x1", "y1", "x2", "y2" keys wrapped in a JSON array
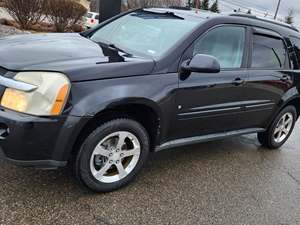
[
  {"x1": 0, "y1": 148, "x2": 67, "y2": 169},
  {"x1": 0, "y1": 108, "x2": 89, "y2": 169}
]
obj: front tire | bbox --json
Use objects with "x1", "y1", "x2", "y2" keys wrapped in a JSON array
[
  {"x1": 258, "y1": 105, "x2": 297, "y2": 149},
  {"x1": 74, "y1": 118, "x2": 150, "y2": 192}
]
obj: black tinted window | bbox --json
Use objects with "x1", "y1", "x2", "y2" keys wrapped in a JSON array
[
  {"x1": 252, "y1": 35, "x2": 288, "y2": 69},
  {"x1": 193, "y1": 26, "x2": 246, "y2": 69},
  {"x1": 290, "y1": 37, "x2": 300, "y2": 67}
]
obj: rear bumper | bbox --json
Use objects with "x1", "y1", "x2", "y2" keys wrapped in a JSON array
[{"x1": 0, "y1": 108, "x2": 90, "y2": 169}]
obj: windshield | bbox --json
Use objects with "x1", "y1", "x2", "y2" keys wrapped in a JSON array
[{"x1": 90, "y1": 10, "x2": 201, "y2": 58}]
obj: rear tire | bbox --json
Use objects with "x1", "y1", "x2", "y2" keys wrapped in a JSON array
[
  {"x1": 258, "y1": 105, "x2": 297, "y2": 149},
  {"x1": 74, "y1": 118, "x2": 150, "y2": 192}
]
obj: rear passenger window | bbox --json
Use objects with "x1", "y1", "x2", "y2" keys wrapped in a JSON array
[{"x1": 252, "y1": 35, "x2": 288, "y2": 69}]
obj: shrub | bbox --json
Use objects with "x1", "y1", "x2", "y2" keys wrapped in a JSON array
[
  {"x1": 3, "y1": 0, "x2": 46, "y2": 30},
  {"x1": 31, "y1": 22, "x2": 55, "y2": 32},
  {"x1": 71, "y1": 23, "x2": 84, "y2": 32},
  {"x1": 0, "y1": 18, "x2": 8, "y2": 25},
  {"x1": 44, "y1": 0, "x2": 87, "y2": 32}
]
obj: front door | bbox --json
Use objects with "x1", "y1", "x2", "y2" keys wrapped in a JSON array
[{"x1": 173, "y1": 25, "x2": 250, "y2": 139}]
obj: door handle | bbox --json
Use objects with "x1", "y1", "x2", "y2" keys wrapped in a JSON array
[
  {"x1": 232, "y1": 78, "x2": 245, "y2": 86},
  {"x1": 281, "y1": 75, "x2": 289, "y2": 82}
]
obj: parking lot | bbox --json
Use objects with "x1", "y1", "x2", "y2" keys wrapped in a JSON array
[{"x1": 0, "y1": 122, "x2": 299, "y2": 225}]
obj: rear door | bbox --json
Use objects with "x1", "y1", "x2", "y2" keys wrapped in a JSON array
[{"x1": 242, "y1": 27, "x2": 293, "y2": 128}]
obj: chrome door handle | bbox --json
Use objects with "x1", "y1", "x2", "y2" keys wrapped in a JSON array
[
  {"x1": 281, "y1": 75, "x2": 289, "y2": 82},
  {"x1": 232, "y1": 78, "x2": 245, "y2": 86}
]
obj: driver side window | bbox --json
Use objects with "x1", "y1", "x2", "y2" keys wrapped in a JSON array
[{"x1": 193, "y1": 26, "x2": 246, "y2": 69}]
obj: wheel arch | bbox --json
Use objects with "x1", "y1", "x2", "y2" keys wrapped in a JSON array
[
  {"x1": 282, "y1": 97, "x2": 300, "y2": 118},
  {"x1": 279, "y1": 87, "x2": 300, "y2": 115},
  {"x1": 266, "y1": 95, "x2": 300, "y2": 128},
  {"x1": 68, "y1": 98, "x2": 162, "y2": 161}
]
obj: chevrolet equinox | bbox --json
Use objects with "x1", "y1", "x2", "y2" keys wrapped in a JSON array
[{"x1": 0, "y1": 8, "x2": 300, "y2": 192}]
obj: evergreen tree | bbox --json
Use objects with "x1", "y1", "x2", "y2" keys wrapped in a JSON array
[
  {"x1": 210, "y1": 0, "x2": 219, "y2": 13},
  {"x1": 201, "y1": 0, "x2": 209, "y2": 10}
]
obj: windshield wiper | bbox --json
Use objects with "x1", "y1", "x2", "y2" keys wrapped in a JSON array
[
  {"x1": 96, "y1": 41, "x2": 130, "y2": 55},
  {"x1": 107, "y1": 43, "x2": 129, "y2": 54}
]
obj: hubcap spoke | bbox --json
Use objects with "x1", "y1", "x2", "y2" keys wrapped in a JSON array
[
  {"x1": 93, "y1": 145, "x2": 110, "y2": 157},
  {"x1": 116, "y1": 162, "x2": 128, "y2": 179},
  {"x1": 116, "y1": 132, "x2": 128, "y2": 149},
  {"x1": 274, "y1": 127, "x2": 281, "y2": 135},
  {"x1": 121, "y1": 147, "x2": 140, "y2": 158},
  {"x1": 285, "y1": 117, "x2": 292, "y2": 126},
  {"x1": 277, "y1": 131, "x2": 283, "y2": 139},
  {"x1": 282, "y1": 128, "x2": 289, "y2": 135},
  {"x1": 94, "y1": 163, "x2": 112, "y2": 179}
]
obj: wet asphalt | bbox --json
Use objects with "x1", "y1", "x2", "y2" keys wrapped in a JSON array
[{"x1": 0, "y1": 123, "x2": 300, "y2": 225}]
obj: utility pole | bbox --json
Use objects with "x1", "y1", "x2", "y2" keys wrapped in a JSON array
[
  {"x1": 274, "y1": 0, "x2": 282, "y2": 19},
  {"x1": 99, "y1": 0, "x2": 121, "y2": 23}
]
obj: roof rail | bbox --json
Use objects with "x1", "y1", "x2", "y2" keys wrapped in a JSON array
[
  {"x1": 230, "y1": 13, "x2": 299, "y2": 32},
  {"x1": 168, "y1": 6, "x2": 191, "y2": 11}
]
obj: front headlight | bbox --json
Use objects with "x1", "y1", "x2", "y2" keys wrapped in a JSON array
[{"x1": 1, "y1": 72, "x2": 70, "y2": 116}]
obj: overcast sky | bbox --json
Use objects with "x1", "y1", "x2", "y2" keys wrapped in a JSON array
[{"x1": 218, "y1": 0, "x2": 300, "y2": 27}]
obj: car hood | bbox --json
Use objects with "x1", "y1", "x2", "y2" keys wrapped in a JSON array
[{"x1": 0, "y1": 33, "x2": 155, "y2": 82}]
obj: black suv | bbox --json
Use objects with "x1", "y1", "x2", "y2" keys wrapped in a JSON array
[{"x1": 0, "y1": 8, "x2": 300, "y2": 192}]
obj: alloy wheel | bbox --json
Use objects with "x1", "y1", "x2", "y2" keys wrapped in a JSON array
[
  {"x1": 273, "y1": 112, "x2": 294, "y2": 144},
  {"x1": 90, "y1": 131, "x2": 141, "y2": 183}
]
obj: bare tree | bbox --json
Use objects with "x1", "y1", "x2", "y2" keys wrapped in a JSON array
[
  {"x1": 4, "y1": 0, "x2": 46, "y2": 30},
  {"x1": 194, "y1": 0, "x2": 201, "y2": 9},
  {"x1": 44, "y1": 0, "x2": 87, "y2": 32},
  {"x1": 0, "y1": 0, "x2": 5, "y2": 7}
]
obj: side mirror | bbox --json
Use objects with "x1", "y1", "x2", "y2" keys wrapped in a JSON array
[{"x1": 181, "y1": 54, "x2": 221, "y2": 74}]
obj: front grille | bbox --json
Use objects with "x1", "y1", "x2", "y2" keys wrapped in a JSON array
[
  {"x1": 0, "y1": 67, "x2": 7, "y2": 76},
  {"x1": 0, "y1": 68, "x2": 8, "y2": 96}
]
